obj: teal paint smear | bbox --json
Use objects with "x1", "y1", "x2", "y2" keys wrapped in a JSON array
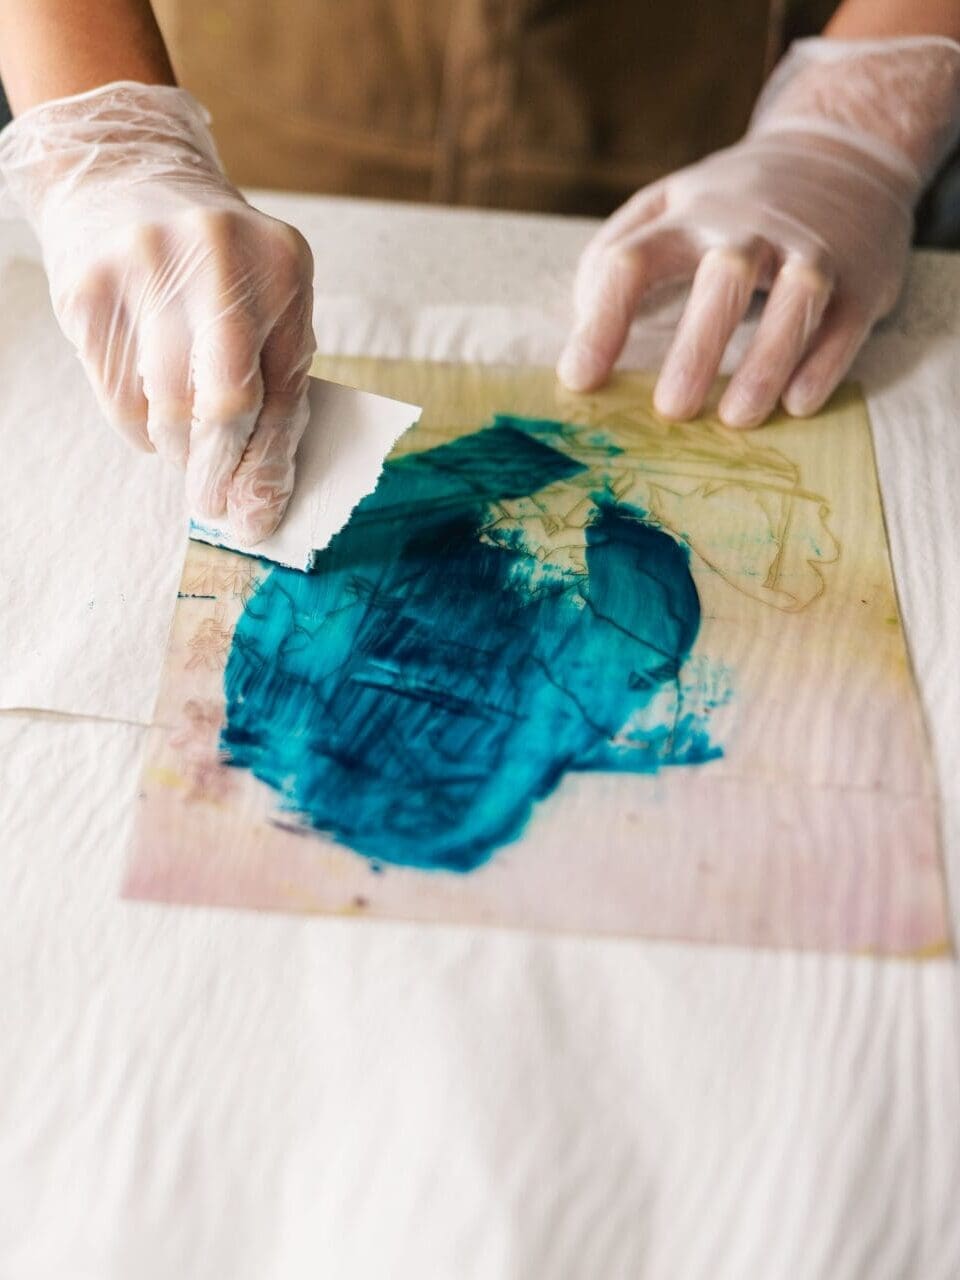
[{"x1": 221, "y1": 419, "x2": 722, "y2": 872}]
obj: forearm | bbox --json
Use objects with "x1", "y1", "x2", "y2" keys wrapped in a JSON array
[
  {"x1": 826, "y1": 0, "x2": 960, "y2": 41},
  {"x1": 0, "y1": 0, "x2": 174, "y2": 114}
]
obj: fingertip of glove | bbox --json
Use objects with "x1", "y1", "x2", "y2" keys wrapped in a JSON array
[
  {"x1": 556, "y1": 339, "x2": 606, "y2": 393},
  {"x1": 782, "y1": 383, "x2": 825, "y2": 419},
  {"x1": 227, "y1": 488, "x2": 292, "y2": 547},
  {"x1": 717, "y1": 386, "x2": 771, "y2": 430},
  {"x1": 186, "y1": 486, "x2": 228, "y2": 524},
  {"x1": 653, "y1": 378, "x2": 697, "y2": 422},
  {"x1": 718, "y1": 406, "x2": 763, "y2": 430},
  {"x1": 229, "y1": 509, "x2": 280, "y2": 548}
]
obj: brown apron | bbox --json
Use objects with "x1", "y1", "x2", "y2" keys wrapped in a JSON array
[{"x1": 153, "y1": 0, "x2": 776, "y2": 215}]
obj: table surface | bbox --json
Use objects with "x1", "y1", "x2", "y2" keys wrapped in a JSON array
[{"x1": 2, "y1": 193, "x2": 960, "y2": 1280}]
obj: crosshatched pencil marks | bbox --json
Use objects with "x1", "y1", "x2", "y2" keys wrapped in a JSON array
[{"x1": 124, "y1": 363, "x2": 948, "y2": 955}]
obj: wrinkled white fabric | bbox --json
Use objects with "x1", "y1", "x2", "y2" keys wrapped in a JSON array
[
  {"x1": 558, "y1": 36, "x2": 960, "y2": 428},
  {"x1": 3, "y1": 191, "x2": 960, "y2": 1278},
  {"x1": 0, "y1": 81, "x2": 316, "y2": 544}
]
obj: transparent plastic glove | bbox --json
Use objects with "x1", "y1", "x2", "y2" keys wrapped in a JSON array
[
  {"x1": 558, "y1": 37, "x2": 960, "y2": 427},
  {"x1": 0, "y1": 81, "x2": 316, "y2": 543}
]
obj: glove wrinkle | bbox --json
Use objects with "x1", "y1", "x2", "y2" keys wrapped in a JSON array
[{"x1": 0, "y1": 81, "x2": 316, "y2": 542}]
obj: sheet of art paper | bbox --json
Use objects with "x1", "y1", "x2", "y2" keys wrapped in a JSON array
[
  {"x1": 190, "y1": 377, "x2": 421, "y2": 570},
  {"x1": 124, "y1": 358, "x2": 948, "y2": 954}
]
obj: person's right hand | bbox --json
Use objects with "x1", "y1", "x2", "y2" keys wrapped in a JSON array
[{"x1": 0, "y1": 81, "x2": 316, "y2": 544}]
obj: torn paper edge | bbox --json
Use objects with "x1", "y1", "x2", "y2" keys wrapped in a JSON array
[{"x1": 189, "y1": 376, "x2": 422, "y2": 571}]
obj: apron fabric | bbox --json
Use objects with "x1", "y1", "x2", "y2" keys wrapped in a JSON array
[{"x1": 153, "y1": 0, "x2": 774, "y2": 214}]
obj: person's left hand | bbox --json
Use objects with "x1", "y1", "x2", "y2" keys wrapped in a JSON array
[{"x1": 557, "y1": 36, "x2": 960, "y2": 428}]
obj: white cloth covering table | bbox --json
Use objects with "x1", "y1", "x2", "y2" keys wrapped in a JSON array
[{"x1": 1, "y1": 194, "x2": 959, "y2": 1280}]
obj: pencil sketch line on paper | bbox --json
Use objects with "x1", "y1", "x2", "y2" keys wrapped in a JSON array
[{"x1": 546, "y1": 390, "x2": 840, "y2": 611}]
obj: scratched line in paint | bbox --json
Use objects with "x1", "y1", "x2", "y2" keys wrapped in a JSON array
[{"x1": 220, "y1": 418, "x2": 725, "y2": 872}]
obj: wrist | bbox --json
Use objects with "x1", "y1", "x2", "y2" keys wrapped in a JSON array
[
  {"x1": 0, "y1": 0, "x2": 176, "y2": 115},
  {"x1": 0, "y1": 81, "x2": 231, "y2": 228},
  {"x1": 748, "y1": 36, "x2": 960, "y2": 193}
]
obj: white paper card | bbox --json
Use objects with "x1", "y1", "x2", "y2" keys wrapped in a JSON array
[{"x1": 189, "y1": 377, "x2": 420, "y2": 570}]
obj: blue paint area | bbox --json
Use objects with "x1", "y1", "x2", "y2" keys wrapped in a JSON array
[{"x1": 221, "y1": 418, "x2": 722, "y2": 872}]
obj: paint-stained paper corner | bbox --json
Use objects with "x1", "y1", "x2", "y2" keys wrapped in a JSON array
[{"x1": 190, "y1": 377, "x2": 422, "y2": 571}]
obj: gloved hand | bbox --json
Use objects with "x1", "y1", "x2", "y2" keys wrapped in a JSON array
[
  {"x1": 558, "y1": 37, "x2": 960, "y2": 427},
  {"x1": 0, "y1": 81, "x2": 316, "y2": 543}
]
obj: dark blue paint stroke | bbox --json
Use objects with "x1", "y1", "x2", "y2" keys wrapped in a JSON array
[{"x1": 221, "y1": 418, "x2": 720, "y2": 872}]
